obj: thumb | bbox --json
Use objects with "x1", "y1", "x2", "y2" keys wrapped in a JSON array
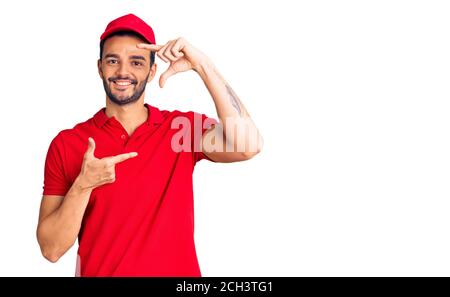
[
  {"x1": 85, "y1": 137, "x2": 96, "y2": 157},
  {"x1": 160, "y1": 66, "x2": 176, "y2": 88}
]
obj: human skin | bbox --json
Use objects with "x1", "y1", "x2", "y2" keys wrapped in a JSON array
[{"x1": 37, "y1": 34, "x2": 262, "y2": 263}]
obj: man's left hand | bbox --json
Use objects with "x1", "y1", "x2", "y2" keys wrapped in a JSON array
[{"x1": 137, "y1": 37, "x2": 210, "y2": 88}]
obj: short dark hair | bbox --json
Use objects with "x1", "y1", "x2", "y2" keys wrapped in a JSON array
[{"x1": 99, "y1": 30, "x2": 155, "y2": 66}]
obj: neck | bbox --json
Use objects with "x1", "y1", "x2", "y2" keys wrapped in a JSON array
[{"x1": 105, "y1": 97, "x2": 148, "y2": 136}]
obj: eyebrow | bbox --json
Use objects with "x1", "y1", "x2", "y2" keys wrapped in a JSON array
[
  {"x1": 104, "y1": 54, "x2": 120, "y2": 59},
  {"x1": 129, "y1": 55, "x2": 147, "y2": 61},
  {"x1": 104, "y1": 54, "x2": 146, "y2": 62}
]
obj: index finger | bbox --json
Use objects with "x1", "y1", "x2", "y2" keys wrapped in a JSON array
[
  {"x1": 110, "y1": 152, "x2": 138, "y2": 164},
  {"x1": 136, "y1": 43, "x2": 163, "y2": 51}
]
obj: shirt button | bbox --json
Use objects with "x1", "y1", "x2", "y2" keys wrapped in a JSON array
[{"x1": 121, "y1": 134, "x2": 127, "y2": 140}]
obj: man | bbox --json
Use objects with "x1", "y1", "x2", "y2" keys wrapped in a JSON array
[{"x1": 37, "y1": 13, "x2": 262, "y2": 277}]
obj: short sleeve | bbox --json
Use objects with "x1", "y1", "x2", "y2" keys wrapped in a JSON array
[
  {"x1": 42, "y1": 132, "x2": 71, "y2": 196},
  {"x1": 191, "y1": 112, "x2": 218, "y2": 163}
]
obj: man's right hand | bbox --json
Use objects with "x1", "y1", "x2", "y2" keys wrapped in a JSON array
[{"x1": 77, "y1": 137, "x2": 138, "y2": 190}]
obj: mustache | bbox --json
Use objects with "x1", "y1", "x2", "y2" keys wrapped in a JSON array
[{"x1": 108, "y1": 76, "x2": 138, "y2": 84}]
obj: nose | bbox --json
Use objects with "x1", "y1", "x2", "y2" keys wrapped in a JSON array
[{"x1": 116, "y1": 61, "x2": 132, "y2": 78}]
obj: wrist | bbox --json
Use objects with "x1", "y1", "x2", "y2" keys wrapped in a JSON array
[
  {"x1": 73, "y1": 174, "x2": 93, "y2": 195},
  {"x1": 194, "y1": 58, "x2": 215, "y2": 79}
]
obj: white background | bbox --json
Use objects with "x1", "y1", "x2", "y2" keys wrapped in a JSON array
[{"x1": 0, "y1": 0, "x2": 449, "y2": 276}]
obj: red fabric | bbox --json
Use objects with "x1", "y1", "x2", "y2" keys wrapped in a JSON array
[
  {"x1": 42, "y1": 103, "x2": 217, "y2": 276},
  {"x1": 100, "y1": 14, "x2": 156, "y2": 44}
]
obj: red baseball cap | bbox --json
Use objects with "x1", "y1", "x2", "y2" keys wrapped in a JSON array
[{"x1": 100, "y1": 13, "x2": 156, "y2": 45}]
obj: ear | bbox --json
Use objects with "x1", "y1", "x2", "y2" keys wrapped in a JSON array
[
  {"x1": 147, "y1": 63, "x2": 157, "y2": 84},
  {"x1": 97, "y1": 59, "x2": 103, "y2": 79}
]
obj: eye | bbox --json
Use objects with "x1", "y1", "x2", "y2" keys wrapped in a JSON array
[
  {"x1": 107, "y1": 59, "x2": 118, "y2": 64},
  {"x1": 132, "y1": 61, "x2": 143, "y2": 66}
]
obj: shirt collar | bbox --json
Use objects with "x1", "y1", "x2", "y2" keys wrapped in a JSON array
[{"x1": 93, "y1": 103, "x2": 163, "y2": 128}]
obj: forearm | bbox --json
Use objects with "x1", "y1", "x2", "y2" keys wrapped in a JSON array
[
  {"x1": 195, "y1": 59, "x2": 250, "y2": 119},
  {"x1": 37, "y1": 175, "x2": 92, "y2": 262},
  {"x1": 195, "y1": 59, "x2": 263, "y2": 155}
]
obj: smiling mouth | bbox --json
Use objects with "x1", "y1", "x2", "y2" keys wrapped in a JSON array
[{"x1": 112, "y1": 79, "x2": 135, "y2": 90}]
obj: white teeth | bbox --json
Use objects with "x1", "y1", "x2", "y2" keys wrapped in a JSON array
[{"x1": 115, "y1": 81, "x2": 131, "y2": 86}]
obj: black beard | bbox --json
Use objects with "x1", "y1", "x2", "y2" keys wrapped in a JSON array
[{"x1": 102, "y1": 73, "x2": 150, "y2": 106}]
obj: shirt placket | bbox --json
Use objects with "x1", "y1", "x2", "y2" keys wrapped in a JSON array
[{"x1": 108, "y1": 118, "x2": 150, "y2": 149}]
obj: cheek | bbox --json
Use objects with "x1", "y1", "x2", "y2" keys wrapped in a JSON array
[
  {"x1": 101, "y1": 68, "x2": 113, "y2": 78},
  {"x1": 135, "y1": 72, "x2": 148, "y2": 82},
  {"x1": 100, "y1": 63, "x2": 117, "y2": 75}
]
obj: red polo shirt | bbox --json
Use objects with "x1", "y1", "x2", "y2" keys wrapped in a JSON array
[{"x1": 42, "y1": 103, "x2": 217, "y2": 276}]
